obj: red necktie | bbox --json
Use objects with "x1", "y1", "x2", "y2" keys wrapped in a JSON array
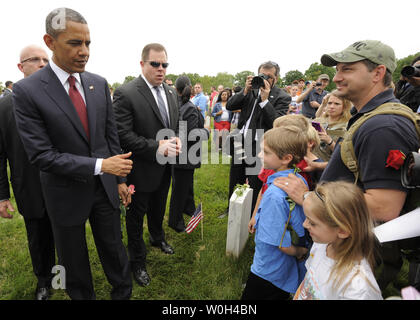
[{"x1": 68, "y1": 75, "x2": 90, "y2": 140}]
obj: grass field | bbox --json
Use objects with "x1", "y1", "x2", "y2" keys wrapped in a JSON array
[{"x1": 0, "y1": 148, "x2": 410, "y2": 300}]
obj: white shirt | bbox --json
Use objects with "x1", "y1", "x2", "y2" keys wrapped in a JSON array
[
  {"x1": 220, "y1": 106, "x2": 230, "y2": 121},
  {"x1": 49, "y1": 59, "x2": 103, "y2": 175},
  {"x1": 49, "y1": 59, "x2": 86, "y2": 104},
  {"x1": 141, "y1": 74, "x2": 170, "y2": 126},
  {"x1": 240, "y1": 90, "x2": 268, "y2": 140},
  {"x1": 294, "y1": 243, "x2": 383, "y2": 300}
]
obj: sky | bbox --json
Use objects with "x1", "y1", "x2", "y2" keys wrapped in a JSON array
[{"x1": 1, "y1": 0, "x2": 419, "y2": 86}]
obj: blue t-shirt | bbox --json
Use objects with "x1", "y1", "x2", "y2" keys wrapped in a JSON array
[
  {"x1": 251, "y1": 169, "x2": 308, "y2": 293},
  {"x1": 192, "y1": 92, "x2": 208, "y2": 118}
]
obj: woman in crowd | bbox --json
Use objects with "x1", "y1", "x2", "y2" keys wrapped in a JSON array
[
  {"x1": 168, "y1": 76, "x2": 209, "y2": 232},
  {"x1": 211, "y1": 89, "x2": 232, "y2": 151},
  {"x1": 313, "y1": 90, "x2": 352, "y2": 161}
]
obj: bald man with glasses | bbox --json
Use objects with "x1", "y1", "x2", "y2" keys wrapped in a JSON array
[{"x1": 0, "y1": 45, "x2": 55, "y2": 300}]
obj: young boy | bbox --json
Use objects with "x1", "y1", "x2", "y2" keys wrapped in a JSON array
[
  {"x1": 296, "y1": 125, "x2": 324, "y2": 190},
  {"x1": 242, "y1": 126, "x2": 310, "y2": 300}
]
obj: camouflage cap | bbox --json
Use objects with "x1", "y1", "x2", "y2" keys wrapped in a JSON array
[{"x1": 321, "y1": 40, "x2": 396, "y2": 73}]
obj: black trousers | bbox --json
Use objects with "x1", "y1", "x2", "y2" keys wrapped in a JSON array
[
  {"x1": 168, "y1": 168, "x2": 196, "y2": 230},
  {"x1": 227, "y1": 136, "x2": 262, "y2": 214},
  {"x1": 126, "y1": 165, "x2": 172, "y2": 269},
  {"x1": 241, "y1": 272, "x2": 290, "y2": 300},
  {"x1": 23, "y1": 213, "x2": 56, "y2": 288},
  {"x1": 50, "y1": 179, "x2": 132, "y2": 300},
  {"x1": 376, "y1": 241, "x2": 403, "y2": 291}
]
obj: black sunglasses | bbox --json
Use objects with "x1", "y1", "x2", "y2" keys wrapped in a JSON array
[{"x1": 145, "y1": 61, "x2": 169, "y2": 68}]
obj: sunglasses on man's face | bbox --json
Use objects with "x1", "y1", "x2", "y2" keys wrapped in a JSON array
[{"x1": 146, "y1": 61, "x2": 169, "y2": 68}]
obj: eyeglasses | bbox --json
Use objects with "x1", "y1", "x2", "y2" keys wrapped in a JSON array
[
  {"x1": 20, "y1": 57, "x2": 49, "y2": 64},
  {"x1": 314, "y1": 189, "x2": 325, "y2": 202},
  {"x1": 145, "y1": 61, "x2": 169, "y2": 68}
]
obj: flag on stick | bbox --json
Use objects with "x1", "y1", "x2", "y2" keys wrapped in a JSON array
[{"x1": 186, "y1": 203, "x2": 203, "y2": 234}]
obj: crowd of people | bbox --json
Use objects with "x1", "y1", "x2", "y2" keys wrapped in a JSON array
[{"x1": 1, "y1": 6, "x2": 420, "y2": 301}]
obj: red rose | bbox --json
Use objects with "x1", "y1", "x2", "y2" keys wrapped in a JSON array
[
  {"x1": 128, "y1": 184, "x2": 136, "y2": 194},
  {"x1": 385, "y1": 150, "x2": 406, "y2": 170}
]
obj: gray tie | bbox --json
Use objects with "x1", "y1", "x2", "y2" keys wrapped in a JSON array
[{"x1": 153, "y1": 86, "x2": 169, "y2": 127}]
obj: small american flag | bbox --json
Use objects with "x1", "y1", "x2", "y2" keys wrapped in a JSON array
[{"x1": 186, "y1": 203, "x2": 203, "y2": 234}]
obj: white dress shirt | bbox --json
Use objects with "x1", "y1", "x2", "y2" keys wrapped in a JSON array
[
  {"x1": 240, "y1": 90, "x2": 268, "y2": 140},
  {"x1": 49, "y1": 59, "x2": 103, "y2": 175},
  {"x1": 141, "y1": 74, "x2": 171, "y2": 126}
]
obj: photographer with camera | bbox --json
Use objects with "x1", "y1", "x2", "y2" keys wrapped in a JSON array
[
  {"x1": 297, "y1": 74, "x2": 330, "y2": 119},
  {"x1": 395, "y1": 55, "x2": 420, "y2": 113},
  {"x1": 224, "y1": 61, "x2": 290, "y2": 216}
]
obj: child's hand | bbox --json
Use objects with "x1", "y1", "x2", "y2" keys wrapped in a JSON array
[
  {"x1": 296, "y1": 246, "x2": 309, "y2": 261},
  {"x1": 248, "y1": 217, "x2": 256, "y2": 234}
]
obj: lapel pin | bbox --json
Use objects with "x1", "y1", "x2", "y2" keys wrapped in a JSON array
[
  {"x1": 169, "y1": 90, "x2": 173, "y2": 94},
  {"x1": 89, "y1": 85, "x2": 94, "y2": 90}
]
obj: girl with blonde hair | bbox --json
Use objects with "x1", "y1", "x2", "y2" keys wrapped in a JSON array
[
  {"x1": 294, "y1": 181, "x2": 382, "y2": 300},
  {"x1": 314, "y1": 90, "x2": 352, "y2": 161}
]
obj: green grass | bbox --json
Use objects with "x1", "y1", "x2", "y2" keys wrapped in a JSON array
[
  {"x1": 0, "y1": 150, "x2": 255, "y2": 300},
  {"x1": 0, "y1": 149, "x2": 410, "y2": 300}
]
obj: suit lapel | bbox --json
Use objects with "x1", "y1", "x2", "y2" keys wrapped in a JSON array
[
  {"x1": 136, "y1": 77, "x2": 167, "y2": 127},
  {"x1": 80, "y1": 72, "x2": 96, "y2": 147},
  {"x1": 163, "y1": 83, "x2": 178, "y2": 129},
  {"x1": 42, "y1": 65, "x2": 89, "y2": 144}
]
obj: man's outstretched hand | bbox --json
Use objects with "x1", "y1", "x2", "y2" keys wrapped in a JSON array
[{"x1": 101, "y1": 152, "x2": 133, "y2": 177}]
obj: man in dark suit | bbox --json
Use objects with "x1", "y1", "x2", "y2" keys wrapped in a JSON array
[
  {"x1": 226, "y1": 61, "x2": 291, "y2": 214},
  {"x1": 0, "y1": 45, "x2": 55, "y2": 300},
  {"x1": 113, "y1": 43, "x2": 181, "y2": 287},
  {"x1": 13, "y1": 8, "x2": 133, "y2": 300},
  {"x1": 0, "y1": 81, "x2": 13, "y2": 98}
]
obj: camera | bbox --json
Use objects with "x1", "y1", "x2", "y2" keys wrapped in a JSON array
[
  {"x1": 402, "y1": 151, "x2": 420, "y2": 188},
  {"x1": 315, "y1": 82, "x2": 322, "y2": 86},
  {"x1": 251, "y1": 73, "x2": 270, "y2": 89},
  {"x1": 401, "y1": 66, "x2": 420, "y2": 78}
]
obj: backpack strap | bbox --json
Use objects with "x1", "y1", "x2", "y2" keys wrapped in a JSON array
[{"x1": 340, "y1": 102, "x2": 420, "y2": 184}]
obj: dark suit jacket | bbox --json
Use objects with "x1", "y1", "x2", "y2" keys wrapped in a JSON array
[
  {"x1": 13, "y1": 64, "x2": 123, "y2": 227},
  {"x1": 1, "y1": 88, "x2": 12, "y2": 98},
  {"x1": 0, "y1": 94, "x2": 46, "y2": 219},
  {"x1": 226, "y1": 86, "x2": 291, "y2": 139},
  {"x1": 112, "y1": 76, "x2": 179, "y2": 193},
  {"x1": 175, "y1": 100, "x2": 209, "y2": 170}
]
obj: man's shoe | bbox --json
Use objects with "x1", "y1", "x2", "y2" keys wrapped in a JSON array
[
  {"x1": 169, "y1": 221, "x2": 186, "y2": 233},
  {"x1": 174, "y1": 226, "x2": 186, "y2": 233},
  {"x1": 35, "y1": 287, "x2": 50, "y2": 300},
  {"x1": 133, "y1": 267, "x2": 151, "y2": 287},
  {"x1": 151, "y1": 240, "x2": 175, "y2": 254}
]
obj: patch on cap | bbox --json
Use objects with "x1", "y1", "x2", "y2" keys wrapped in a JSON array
[{"x1": 320, "y1": 40, "x2": 396, "y2": 73}]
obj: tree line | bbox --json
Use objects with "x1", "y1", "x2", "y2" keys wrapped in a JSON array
[
  {"x1": 3, "y1": 52, "x2": 418, "y2": 95},
  {"x1": 110, "y1": 52, "x2": 420, "y2": 94}
]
